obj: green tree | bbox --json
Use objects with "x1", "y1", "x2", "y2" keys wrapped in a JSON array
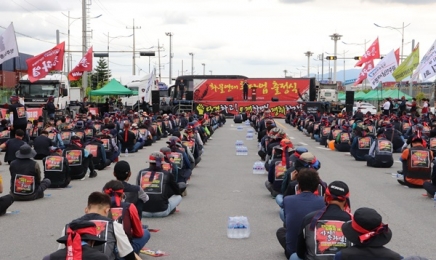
[{"x1": 91, "y1": 57, "x2": 111, "y2": 89}]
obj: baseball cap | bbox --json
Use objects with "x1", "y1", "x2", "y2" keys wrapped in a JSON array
[
  {"x1": 114, "y1": 161, "x2": 130, "y2": 177},
  {"x1": 327, "y1": 181, "x2": 349, "y2": 198}
]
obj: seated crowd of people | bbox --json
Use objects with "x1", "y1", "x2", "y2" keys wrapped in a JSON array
[
  {"x1": 0, "y1": 100, "x2": 227, "y2": 259},
  {"x1": 248, "y1": 108, "x2": 428, "y2": 259}
]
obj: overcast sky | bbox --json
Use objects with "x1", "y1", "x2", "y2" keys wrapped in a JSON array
[{"x1": 1, "y1": 0, "x2": 435, "y2": 84}]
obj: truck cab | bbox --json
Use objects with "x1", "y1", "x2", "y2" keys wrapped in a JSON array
[{"x1": 17, "y1": 73, "x2": 70, "y2": 110}]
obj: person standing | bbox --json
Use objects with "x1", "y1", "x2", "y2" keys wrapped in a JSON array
[
  {"x1": 0, "y1": 129, "x2": 26, "y2": 164},
  {"x1": 242, "y1": 79, "x2": 249, "y2": 100},
  {"x1": 0, "y1": 173, "x2": 14, "y2": 216},
  {"x1": 398, "y1": 96, "x2": 407, "y2": 116},
  {"x1": 178, "y1": 79, "x2": 185, "y2": 100},
  {"x1": 422, "y1": 98, "x2": 429, "y2": 118},
  {"x1": 8, "y1": 95, "x2": 27, "y2": 139},
  {"x1": 382, "y1": 98, "x2": 391, "y2": 115},
  {"x1": 45, "y1": 96, "x2": 56, "y2": 120}
]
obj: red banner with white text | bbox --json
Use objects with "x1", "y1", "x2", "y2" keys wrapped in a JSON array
[
  {"x1": 193, "y1": 78, "x2": 310, "y2": 102},
  {"x1": 0, "y1": 107, "x2": 43, "y2": 121},
  {"x1": 69, "y1": 46, "x2": 93, "y2": 81},
  {"x1": 26, "y1": 42, "x2": 65, "y2": 83},
  {"x1": 355, "y1": 38, "x2": 380, "y2": 67}
]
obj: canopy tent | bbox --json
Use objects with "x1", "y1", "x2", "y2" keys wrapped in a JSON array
[
  {"x1": 361, "y1": 89, "x2": 412, "y2": 101},
  {"x1": 338, "y1": 91, "x2": 369, "y2": 101},
  {"x1": 90, "y1": 78, "x2": 134, "y2": 96},
  {"x1": 338, "y1": 92, "x2": 345, "y2": 101}
]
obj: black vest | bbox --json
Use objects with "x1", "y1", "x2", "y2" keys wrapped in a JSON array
[
  {"x1": 9, "y1": 159, "x2": 38, "y2": 196},
  {"x1": 403, "y1": 146, "x2": 432, "y2": 180},
  {"x1": 43, "y1": 155, "x2": 70, "y2": 188}
]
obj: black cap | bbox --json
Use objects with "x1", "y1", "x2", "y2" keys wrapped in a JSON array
[
  {"x1": 114, "y1": 161, "x2": 130, "y2": 176},
  {"x1": 327, "y1": 181, "x2": 349, "y2": 197}
]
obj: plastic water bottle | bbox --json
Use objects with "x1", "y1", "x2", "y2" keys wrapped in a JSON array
[
  {"x1": 227, "y1": 216, "x2": 250, "y2": 239},
  {"x1": 227, "y1": 217, "x2": 236, "y2": 238},
  {"x1": 235, "y1": 140, "x2": 244, "y2": 147},
  {"x1": 433, "y1": 192, "x2": 436, "y2": 207},
  {"x1": 125, "y1": 148, "x2": 128, "y2": 157},
  {"x1": 242, "y1": 146, "x2": 248, "y2": 155}
]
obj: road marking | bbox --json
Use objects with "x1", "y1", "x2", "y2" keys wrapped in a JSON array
[
  {"x1": 289, "y1": 137, "x2": 295, "y2": 140},
  {"x1": 395, "y1": 160, "x2": 401, "y2": 163},
  {"x1": 275, "y1": 120, "x2": 288, "y2": 130},
  {"x1": 316, "y1": 147, "x2": 330, "y2": 150},
  {"x1": 299, "y1": 142, "x2": 308, "y2": 146},
  {"x1": 344, "y1": 152, "x2": 351, "y2": 156}
]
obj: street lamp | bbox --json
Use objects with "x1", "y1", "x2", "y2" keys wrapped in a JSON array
[
  {"x1": 103, "y1": 32, "x2": 133, "y2": 69},
  {"x1": 329, "y1": 33, "x2": 342, "y2": 83},
  {"x1": 62, "y1": 12, "x2": 102, "y2": 72},
  {"x1": 202, "y1": 63, "x2": 205, "y2": 75},
  {"x1": 189, "y1": 52, "x2": 194, "y2": 75},
  {"x1": 284, "y1": 70, "x2": 288, "y2": 78},
  {"x1": 165, "y1": 32, "x2": 173, "y2": 85},
  {"x1": 374, "y1": 22, "x2": 410, "y2": 63}
]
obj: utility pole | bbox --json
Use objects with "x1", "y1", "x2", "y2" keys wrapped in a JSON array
[
  {"x1": 284, "y1": 70, "x2": 287, "y2": 78},
  {"x1": 181, "y1": 60, "x2": 183, "y2": 75},
  {"x1": 189, "y1": 52, "x2": 194, "y2": 75},
  {"x1": 165, "y1": 32, "x2": 173, "y2": 85},
  {"x1": 67, "y1": 11, "x2": 71, "y2": 73},
  {"x1": 304, "y1": 51, "x2": 313, "y2": 77},
  {"x1": 82, "y1": 0, "x2": 87, "y2": 94},
  {"x1": 202, "y1": 63, "x2": 205, "y2": 75},
  {"x1": 319, "y1": 53, "x2": 324, "y2": 81},
  {"x1": 127, "y1": 19, "x2": 141, "y2": 75},
  {"x1": 330, "y1": 33, "x2": 342, "y2": 83},
  {"x1": 158, "y1": 39, "x2": 161, "y2": 82}
]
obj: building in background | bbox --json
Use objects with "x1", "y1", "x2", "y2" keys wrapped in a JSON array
[{"x1": 0, "y1": 52, "x2": 33, "y2": 89}]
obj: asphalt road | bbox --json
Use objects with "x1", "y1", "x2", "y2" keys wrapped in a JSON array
[{"x1": 0, "y1": 120, "x2": 434, "y2": 260}]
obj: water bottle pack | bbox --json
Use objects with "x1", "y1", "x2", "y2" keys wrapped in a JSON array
[
  {"x1": 227, "y1": 216, "x2": 250, "y2": 239},
  {"x1": 247, "y1": 128, "x2": 254, "y2": 134},
  {"x1": 236, "y1": 146, "x2": 248, "y2": 156},
  {"x1": 252, "y1": 161, "x2": 265, "y2": 174},
  {"x1": 235, "y1": 140, "x2": 244, "y2": 146},
  {"x1": 245, "y1": 120, "x2": 250, "y2": 125},
  {"x1": 246, "y1": 133, "x2": 254, "y2": 140},
  {"x1": 237, "y1": 126, "x2": 244, "y2": 131}
]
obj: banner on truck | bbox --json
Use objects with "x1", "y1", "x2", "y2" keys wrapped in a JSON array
[
  {"x1": 194, "y1": 101, "x2": 301, "y2": 118},
  {"x1": 192, "y1": 78, "x2": 310, "y2": 102}
]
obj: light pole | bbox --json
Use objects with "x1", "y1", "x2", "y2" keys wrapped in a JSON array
[
  {"x1": 304, "y1": 51, "x2": 314, "y2": 78},
  {"x1": 202, "y1": 63, "x2": 205, "y2": 75},
  {"x1": 209, "y1": 70, "x2": 212, "y2": 75},
  {"x1": 103, "y1": 32, "x2": 133, "y2": 70},
  {"x1": 296, "y1": 68, "x2": 305, "y2": 77},
  {"x1": 165, "y1": 32, "x2": 173, "y2": 85},
  {"x1": 189, "y1": 52, "x2": 194, "y2": 75},
  {"x1": 374, "y1": 22, "x2": 410, "y2": 63},
  {"x1": 284, "y1": 70, "x2": 288, "y2": 78},
  {"x1": 62, "y1": 12, "x2": 102, "y2": 72},
  {"x1": 330, "y1": 33, "x2": 342, "y2": 83}
]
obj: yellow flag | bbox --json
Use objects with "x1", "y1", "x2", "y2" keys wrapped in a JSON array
[{"x1": 393, "y1": 44, "x2": 420, "y2": 82}]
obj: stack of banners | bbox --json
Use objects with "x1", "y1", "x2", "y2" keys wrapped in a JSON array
[
  {"x1": 392, "y1": 44, "x2": 420, "y2": 82},
  {"x1": 0, "y1": 23, "x2": 19, "y2": 65},
  {"x1": 68, "y1": 46, "x2": 93, "y2": 81},
  {"x1": 353, "y1": 38, "x2": 380, "y2": 86},
  {"x1": 26, "y1": 42, "x2": 65, "y2": 83},
  {"x1": 367, "y1": 49, "x2": 400, "y2": 89},
  {"x1": 0, "y1": 108, "x2": 43, "y2": 122}
]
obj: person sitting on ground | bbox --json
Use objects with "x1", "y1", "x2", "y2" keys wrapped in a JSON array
[
  {"x1": 0, "y1": 172, "x2": 14, "y2": 216},
  {"x1": 9, "y1": 144, "x2": 51, "y2": 201},
  {"x1": 43, "y1": 220, "x2": 108, "y2": 260},
  {"x1": 335, "y1": 207, "x2": 402, "y2": 260},
  {"x1": 103, "y1": 180, "x2": 150, "y2": 255},
  {"x1": 350, "y1": 125, "x2": 373, "y2": 161},
  {"x1": 276, "y1": 168, "x2": 326, "y2": 259},
  {"x1": 293, "y1": 181, "x2": 352, "y2": 260},
  {"x1": 42, "y1": 147, "x2": 71, "y2": 188},
  {"x1": 63, "y1": 192, "x2": 138, "y2": 260},
  {"x1": 63, "y1": 135, "x2": 97, "y2": 179},
  {"x1": 334, "y1": 125, "x2": 352, "y2": 152},
  {"x1": 365, "y1": 129, "x2": 394, "y2": 168},
  {"x1": 137, "y1": 152, "x2": 182, "y2": 218},
  {"x1": 0, "y1": 129, "x2": 26, "y2": 164},
  {"x1": 118, "y1": 121, "x2": 141, "y2": 153},
  {"x1": 113, "y1": 161, "x2": 149, "y2": 220},
  {"x1": 33, "y1": 130, "x2": 54, "y2": 160},
  {"x1": 86, "y1": 133, "x2": 111, "y2": 170},
  {"x1": 397, "y1": 136, "x2": 433, "y2": 188}
]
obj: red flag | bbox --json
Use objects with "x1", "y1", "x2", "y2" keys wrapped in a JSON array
[
  {"x1": 353, "y1": 60, "x2": 375, "y2": 86},
  {"x1": 394, "y1": 48, "x2": 400, "y2": 64},
  {"x1": 69, "y1": 46, "x2": 93, "y2": 81},
  {"x1": 355, "y1": 38, "x2": 380, "y2": 67},
  {"x1": 26, "y1": 42, "x2": 65, "y2": 83}
]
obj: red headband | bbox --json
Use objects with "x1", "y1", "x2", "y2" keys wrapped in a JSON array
[
  {"x1": 351, "y1": 218, "x2": 388, "y2": 243},
  {"x1": 104, "y1": 188, "x2": 123, "y2": 207},
  {"x1": 66, "y1": 226, "x2": 98, "y2": 260}
]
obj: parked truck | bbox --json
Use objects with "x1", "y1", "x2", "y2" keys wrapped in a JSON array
[{"x1": 315, "y1": 82, "x2": 345, "y2": 114}]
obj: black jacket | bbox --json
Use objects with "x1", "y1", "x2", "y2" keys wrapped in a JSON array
[
  {"x1": 43, "y1": 246, "x2": 109, "y2": 260},
  {"x1": 33, "y1": 135, "x2": 53, "y2": 156}
]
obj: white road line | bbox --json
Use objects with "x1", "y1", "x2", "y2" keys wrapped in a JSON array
[
  {"x1": 289, "y1": 137, "x2": 295, "y2": 140},
  {"x1": 316, "y1": 147, "x2": 330, "y2": 150},
  {"x1": 395, "y1": 160, "x2": 401, "y2": 163},
  {"x1": 299, "y1": 142, "x2": 308, "y2": 145}
]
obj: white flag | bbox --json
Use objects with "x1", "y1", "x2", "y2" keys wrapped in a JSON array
[
  {"x1": 367, "y1": 49, "x2": 398, "y2": 89},
  {"x1": 412, "y1": 39, "x2": 436, "y2": 80},
  {"x1": 138, "y1": 71, "x2": 156, "y2": 104},
  {"x1": 0, "y1": 23, "x2": 19, "y2": 65}
]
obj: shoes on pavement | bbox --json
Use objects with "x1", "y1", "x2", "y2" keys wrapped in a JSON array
[{"x1": 89, "y1": 171, "x2": 98, "y2": 178}]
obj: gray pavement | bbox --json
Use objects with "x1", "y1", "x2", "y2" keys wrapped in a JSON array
[{"x1": 0, "y1": 120, "x2": 435, "y2": 259}]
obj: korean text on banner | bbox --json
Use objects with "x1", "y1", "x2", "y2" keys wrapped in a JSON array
[
  {"x1": 392, "y1": 44, "x2": 419, "y2": 82},
  {"x1": 412, "y1": 39, "x2": 436, "y2": 80},
  {"x1": 69, "y1": 46, "x2": 93, "y2": 81},
  {"x1": 354, "y1": 60, "x2": 375, "y2": 86},
  {"x1": 355, "y1": 38, "x2": 380, "y2": 67},
  {"x1": 367, "y1": 49, "x2": 398, "y2": 89},
  {"x1": 26, "y1": 42, "x2": 65, "y2": 83},
  {"x1": 0, "y1": 23, "x2": 19, "y2": 65}
]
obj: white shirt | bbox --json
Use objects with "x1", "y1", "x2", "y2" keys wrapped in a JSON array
[{"x1": 383, "y1": 101, "x2": 390, "y2": 110}]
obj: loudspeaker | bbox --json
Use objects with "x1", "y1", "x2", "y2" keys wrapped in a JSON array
[
  {"x1": 185, "y1": 91, "x2": 193, "y2": 100},
  {"x1": 346, "y1": 104, "x2": 353, "y2": 114},
  {"x1": 151, "y1": 91, "x2": 160, "y2": 105},
  {"x1": 152, "y1": 104, "x2": 159, "y2": 113},
  {"x1": 271, "y1": 97, "x2": 279, "y2": 102},
  {"x1": 345, "y1": 91, "x2": 354, "y2": 106},
  {"x1": 226, "y1": 96, "x2": 233, "y2": 101}
]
